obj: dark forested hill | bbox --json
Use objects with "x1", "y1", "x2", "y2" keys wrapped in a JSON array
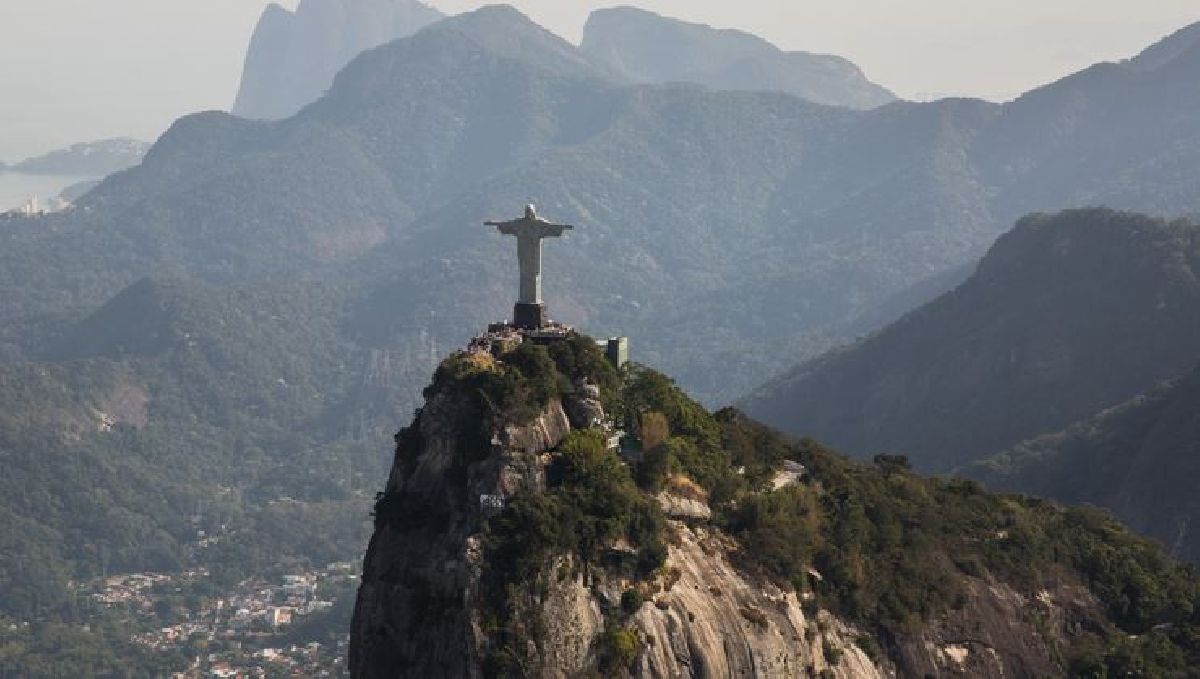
[
  {"x1": 580, "y1": 6, "x2": 895, "y2": 109},
  {"x1": 742, "y1": 209, "x2": 1200, "y2": 472},
  {"x1": 970, "y1": 362, "x2": 1200, "y2": 562},
  {"x1": 232, "y1": 0, "x2": 444, "y2": 120}
]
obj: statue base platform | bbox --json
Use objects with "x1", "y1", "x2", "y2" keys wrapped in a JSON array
[{"x1": 513, "y1": 302, "x2": 546, "y2": 330}]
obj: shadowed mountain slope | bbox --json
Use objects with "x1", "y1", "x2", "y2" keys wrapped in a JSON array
[
  {"x1": 0, "y1": 275, "x2": 411, "y2": 619},
  {"x1": 742, "y1": 209, "x2": 1200, "y2": 472},
  {"x1": 970, "y1": 362, "x2": 1200, "y2": 562}
]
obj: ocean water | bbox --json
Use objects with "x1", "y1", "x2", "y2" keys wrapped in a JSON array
[{"x1": 0, "y1": 172, "x2": 96, "y2": 211}]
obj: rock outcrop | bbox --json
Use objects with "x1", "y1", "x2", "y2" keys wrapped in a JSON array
[
  {"x1": 351, "y1": 386, "x2": 569, "y2": 677},
  {"x1": 348, "y1": 338, "x2": 1142, "y2": 676},
  {"x1": 350, "y1": 378, "x2": 884, "y2": 677},
  {"x1": 348, "y1": 338, "x2": 890, "y2": 677}
]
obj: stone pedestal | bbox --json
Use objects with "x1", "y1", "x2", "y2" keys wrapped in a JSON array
[{"x1": 514, "y1": 302, "x2": 546, "y2": 330}]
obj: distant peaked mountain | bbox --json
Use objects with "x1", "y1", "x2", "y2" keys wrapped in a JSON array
[
  {"x1": 741, "y1": 209, "x2": 1200, "y2": 472},
  {"x1": 232, "y1": 0, "x2": 444, "y2": 120},
  {"x1": 581, "y1": 6, "x2": 895, "y2": 109},
  {"x1": 970, "y1": 362, "x2": 1200, "y2": 562}
]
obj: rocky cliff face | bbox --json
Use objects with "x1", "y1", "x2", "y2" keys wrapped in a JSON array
[
  {"x1": 349, "y1": 381, "x2": 885, "y2": 678},
  {"x1": 350, "y1": 384, "x2": 570, "y2": 676},
  {"x1": 348, "y1": 339, "x2": 886, "y2": 677},
  {"x1": 349, "y1": 336, "x2": 1170, "y2": 678}
]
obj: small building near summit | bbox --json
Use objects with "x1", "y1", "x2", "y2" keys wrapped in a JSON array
[{"x1": 597, "y1": 336, "x2": 629, "y2": 369}]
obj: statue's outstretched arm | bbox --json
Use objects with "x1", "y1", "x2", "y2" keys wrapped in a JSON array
[{"x1": 538, "y1": 222, "x2": 574, "y2": 238}]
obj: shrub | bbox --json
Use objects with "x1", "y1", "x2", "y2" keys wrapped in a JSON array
[
  {"x1": 637, "y1": 442, "x2": 670, "y2": 493},
  {"x1": 823, "y1": 640, "x2": 842, "y2": 666},
  {"x1": 598, "y1": 625, "x2": 640, "y2": 672},
  {"x1": 638, "y1": 411, "x2": 670, "y2": 451},
  {"x1": 620, "y1": 589, "x2": 643, "y2": 614}
]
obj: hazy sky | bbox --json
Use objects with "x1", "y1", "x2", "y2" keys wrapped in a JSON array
[{"x1": 1, "y1": 0, "x2": 1196, "y2": 163}]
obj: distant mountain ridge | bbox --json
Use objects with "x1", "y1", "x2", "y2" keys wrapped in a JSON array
[
  {"x1": 1127, "y1": 19, "x2": 1200, "y2": 71},
  {"x1": 9, "y1": 138, "x2": 148, "y2": 176},
  {"x1": 581, "y1": 6, "x2": 895, "y2": 109},
  {"x1": 14, "y1": 7, "x2": 1200, "y2": 408},
  {"x1": 741, "y1": 209, "x2": 1200, "y2": 472},
  {"x1": 232, "y1": 0, "x2": 444, "y2": 120}
]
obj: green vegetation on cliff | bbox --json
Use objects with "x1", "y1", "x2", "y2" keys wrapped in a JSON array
[
  {"x1": 481, "y1": 428, "x2": 667, "y2": 676},
  {"x1": 969, "y1": 362, "x2": 1200, "y2": 564},
  {"x1": 413, "y1": 337, "x2": 662, "y2": 676},
  {"x1": 431, "y1": 338, "x2": 1200, "y2": 676},
  {"x1": 723, "y1": 423, "x2": 1200, "y2": 675}
]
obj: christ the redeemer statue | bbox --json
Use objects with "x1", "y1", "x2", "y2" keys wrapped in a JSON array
[{"x1": 485, "y1": 204, "x2": 573, "y2": 329}]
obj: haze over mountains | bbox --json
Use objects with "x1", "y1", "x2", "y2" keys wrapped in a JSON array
[
  {"x1": 234, "y1": 2, "x2": 897, "y2": 123},
  {"x1": 5, "y1": 4, "x2": 1200, "y2": 674},
  {"x1": 5, "y1": 7, "x2": 1200, "y2": 419}
]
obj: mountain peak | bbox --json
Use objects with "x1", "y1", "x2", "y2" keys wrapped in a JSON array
[
  {"x1": 412, "y1": 4, "x2": 602, "y2": 77},
  {"x1": 581, "y1": 5, "x2": 894, "y2": 109},
  {"x1": 232, "y1": 0, "x2": 444, "y2": 120}
]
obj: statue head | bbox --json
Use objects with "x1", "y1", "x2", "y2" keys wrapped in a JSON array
[{"x1": 525, "y1": 204, "x2": 537, "y2": 220}]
